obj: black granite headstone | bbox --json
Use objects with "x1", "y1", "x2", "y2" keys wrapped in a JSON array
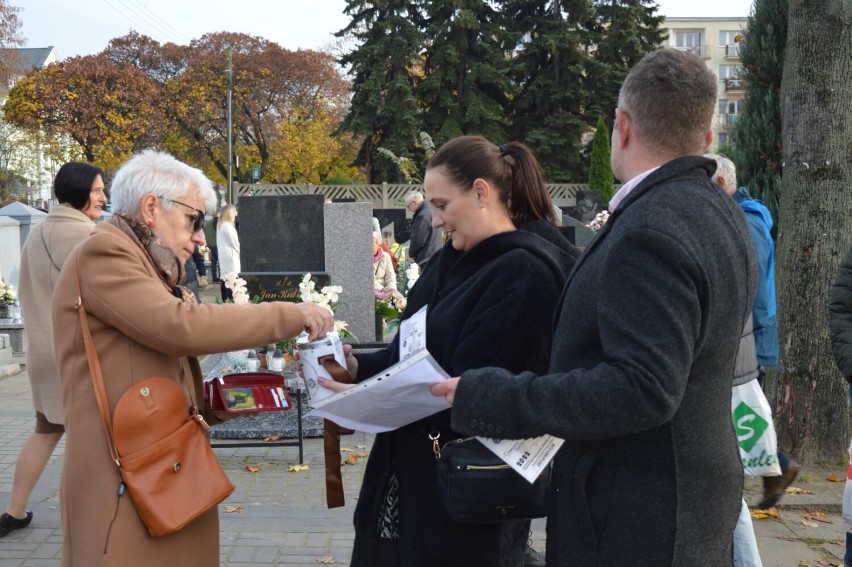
[
  {"x1": 571, "y1": 190, "x2": 601, "y2": 224},
  {"x1": 238, "y1": 195, "x2": 325, "y2": 273},
  {"x1": 373, "y1": 209, "x2": 407, "y2": 242},
  {"x1": 242, "y1": 273, "x2": 331, "y2": 304}
]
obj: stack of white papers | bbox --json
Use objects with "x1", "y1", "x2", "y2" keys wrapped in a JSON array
[
  {"x1": 305, "y1": 348, "x2": 564, "y2": 483},
  {"x1": 304, "y1": 349, "x2": 450, "y2": 433}
]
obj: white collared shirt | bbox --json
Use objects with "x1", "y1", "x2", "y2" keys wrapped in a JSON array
[{"x1": 608, "y1": 166, "x2": 660, "y2": 212}]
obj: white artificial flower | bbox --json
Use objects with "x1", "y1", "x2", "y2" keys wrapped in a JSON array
[
  {"x1": 321, "y1": 285, "x2": 340, "y2": 303},
  {"x1": 406, "y1": 264, "x2": 420, "y2": 291},
  {"x1": 222, "y1": 272, "x2": 250, "y2": 304}
]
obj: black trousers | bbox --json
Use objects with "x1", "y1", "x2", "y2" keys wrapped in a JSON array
[{"x1": 209, "y1": 246, "x2": 220, "y2": 281}]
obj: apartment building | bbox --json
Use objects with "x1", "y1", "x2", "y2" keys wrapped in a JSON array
[
  {"x1": 664, "y1": 17, "x2": 748, "y2": 150},
  {"x1": 0, "y1": 46, "x2": 64, "y2": 206}
]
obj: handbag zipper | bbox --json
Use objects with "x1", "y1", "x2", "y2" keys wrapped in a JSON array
[{"x1": 461, "y1": 464, "x2": 511, "y2": 471}]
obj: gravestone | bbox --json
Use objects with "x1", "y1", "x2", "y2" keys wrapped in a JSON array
[
  {"x1": 570, "y1": 190, "x2": 601, "y2": 224},
  {"x1": 213, "y1": 198, "x2": 377, "y2": 444},
  {"x1": 0, "y1": 216, "x2": 21, "y2": 289},
  {"x1": 561, "y1": 216, "x2": 597, "y2": 248},
  {"x1": 237, "y1": 196, "x2": 376, "y2": 343},
  {"x1": 238, "y1": 195, "x2": 325, "y2": 273},
  {"x1": 373, "y1": 209, "x2": 407, "y2": 243},
  {"x1": 324, "y1": 202, "x2": 375, "y2": 342},
  {"x1": 0, "y1": 203, "x2": 45, "y2": 289},
  {"x1": 242, "y1": 273, "x2": 330, "y2": 304}
]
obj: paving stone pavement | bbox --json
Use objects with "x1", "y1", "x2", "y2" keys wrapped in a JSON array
[{"x1": 0, "y1": 354, "x2": 848, "y2": 566}]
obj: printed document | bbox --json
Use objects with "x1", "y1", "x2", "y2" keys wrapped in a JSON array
[
  {"x1": 304, "y1": 348, "x2": 449, "y2": 433},
  {"x1": 477, "y1": 435, "x2": 564, "y2": 483}
]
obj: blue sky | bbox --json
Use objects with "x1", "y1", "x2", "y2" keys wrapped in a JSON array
[{"x1": 20, "y1": 0, "x2": 754, "y2": 59}]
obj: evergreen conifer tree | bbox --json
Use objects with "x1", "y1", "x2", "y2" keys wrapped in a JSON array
[
  {"x1": 732, "y1": 0, "x2": 787, "y2": 225},
  {"x1": 336, "y1": 0, "x2": 424, "y2": 182},
  {"x1": 587, "y1": 0, "x2": 666, "y2": 124},
  {"x1": 417, "y1": 0, "x2": 513, "y2": 144},
  {"x1": 588, "y1": 116, "x2": 615, "y2": 203},
  {"x1": 506, "y1": 0, "x2": 594, "y2": 182}
]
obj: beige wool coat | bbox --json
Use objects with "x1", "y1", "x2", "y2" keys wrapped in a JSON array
[
  {"x1": 19, "y1": 205, "x2": 95, "y2": 424},
  {"x1": 53, "y1": 222, "x2": 308, "y2": 566}
]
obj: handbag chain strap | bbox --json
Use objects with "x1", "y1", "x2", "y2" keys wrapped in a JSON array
[{"x1": 74, "y1": 259, "x2": 205, "y2": 468}]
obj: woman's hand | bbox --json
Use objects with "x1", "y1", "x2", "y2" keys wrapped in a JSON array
[
  {"x1": 297, "y1": 303, "x2": 335, "y2": 340},
  {"x1": 342, "y1": 344, "x2": 358, "y2": 381},
  {"x1": 430, "y1": 377, "x2": 460, "y2": 406}
]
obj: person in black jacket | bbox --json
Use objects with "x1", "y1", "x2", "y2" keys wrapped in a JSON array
[
  {"x1": 325, "y1": 136, "x2": 578, "y2": 566},
  {"x1": 404, "y1": 190, "x2": 443, "y2": 266},
  {"x1": 828, "y1": 247, "x2": 852, "y2": 567},
  {"x1": 434, "y1": 48, "x2": 757, "y2": 566}
]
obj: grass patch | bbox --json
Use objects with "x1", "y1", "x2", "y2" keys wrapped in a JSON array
[{"x1": 801, "y1": 537, "x2": 831, "y2": 545}]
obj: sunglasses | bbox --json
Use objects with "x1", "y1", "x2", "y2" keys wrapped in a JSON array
[{"x1": 159, "y1": 196, "x2": 205, "y2": 232}]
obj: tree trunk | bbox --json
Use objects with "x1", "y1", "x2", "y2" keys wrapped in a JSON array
[{"x1": 774, "y1": 0, "x2": 852, "y2": 462}]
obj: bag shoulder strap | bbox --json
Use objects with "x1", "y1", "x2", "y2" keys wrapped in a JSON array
[
  {"x1": 74, "y1": 258, "x2": 121, "y2": 466},
  {"x1": 732, "y1": 313, "x2": 760, "y2": 387},
  {"x1": 320, "y1": 355, "x2": 354, "y2": 509}
]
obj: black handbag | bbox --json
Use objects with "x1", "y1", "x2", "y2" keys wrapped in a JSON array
[{"x1": 433, "y1": 435, "x2": 550, "y2": 524}]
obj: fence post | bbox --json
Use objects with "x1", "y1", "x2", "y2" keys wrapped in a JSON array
[{"x1": 382, "y1": 182, "x2": 388, "y2": 209}]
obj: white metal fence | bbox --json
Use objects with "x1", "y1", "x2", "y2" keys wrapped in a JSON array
[{"x1": 234, "y1": 183, "x2": 592, "y2": 208}]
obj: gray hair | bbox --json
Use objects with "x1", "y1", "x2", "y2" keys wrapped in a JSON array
[
  {"x1": 110, "y1": 150, "x2": 217, "y2": 215},
  {"x1": 618, "y1": 48, "x2": 717, "y2": 157},
  {"x1": 704, "y1": 153, "x2": 737, "y2": 192},
  {"x1": 403, "y1": 191, "x2": 423, "y2": 205}
]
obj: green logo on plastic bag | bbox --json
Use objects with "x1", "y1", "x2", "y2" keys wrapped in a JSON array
[{"x1": 732, "y1": 401, "x2": 769, "y2": 452}]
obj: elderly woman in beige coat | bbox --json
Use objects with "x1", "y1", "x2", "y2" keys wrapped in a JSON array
[
  {"x1": 1, "y1": 162, "x2": 106, "y2": 539},
  {"x1": 51, "y1": 150, "x2": 334, "y2": 566}
]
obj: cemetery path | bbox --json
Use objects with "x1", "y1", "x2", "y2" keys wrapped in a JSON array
[{"x1": 0, "y1": 354, "x2": 845, "y2": 565}]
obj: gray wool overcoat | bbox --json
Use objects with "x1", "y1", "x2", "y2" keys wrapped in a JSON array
[{"x1": 453, "y1": 156, "x2": 758, "y2": 566}]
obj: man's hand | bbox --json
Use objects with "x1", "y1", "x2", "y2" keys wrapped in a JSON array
[
  {"x1": 430, "y1": 377, "x2": 460, "y2": 406},
  {"x1": 296, "y1": 303, "x2": 335, "y2": 340}
]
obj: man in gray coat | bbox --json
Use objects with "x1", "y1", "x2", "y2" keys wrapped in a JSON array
[
  {"x1": 404, "y1": 190, "x2": 443, "y2": 266},
  {"x1": 433, "y1": 48, "x2": 757, "y2": 565}
]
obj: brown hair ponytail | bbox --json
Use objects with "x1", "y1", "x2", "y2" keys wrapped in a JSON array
[{"x1": 426, "y1": 135, "x2": 556, "y2": 226}]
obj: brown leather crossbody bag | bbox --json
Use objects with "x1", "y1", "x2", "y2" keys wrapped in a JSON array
[{"x1": 75, "y1": 264, "x2": 234, "y2": 537}]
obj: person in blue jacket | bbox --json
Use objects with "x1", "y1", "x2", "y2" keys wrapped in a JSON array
[{"x1": 708, "y1": 153, "x2": 799, "y2": 515}]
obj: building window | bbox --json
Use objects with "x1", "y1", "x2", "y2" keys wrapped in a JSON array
[
  {"x1": 719, "y1": 31, "x2": 741, "y2": 56},
  {"x1": 719, "y1": 65, "x2": 744, "y2": 90},
  {"x1": 675, "y1": 31, "x2": 704, "y2": 57},
  {"x1": 719, "y1": 99, "x2": 741, "y2": 115},
  {"x1": 717, "y1": 133, "x2": 729, "y2": 146},
  {"x1": 719, "y1": 65, "x2": 741, "y2": 79}
]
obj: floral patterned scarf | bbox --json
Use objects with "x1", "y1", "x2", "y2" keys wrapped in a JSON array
[{"x1": 109, "y1": 214, "x2": 198, "y2": 304}]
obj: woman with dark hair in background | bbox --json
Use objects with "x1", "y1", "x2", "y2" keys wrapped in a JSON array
[
  {"x1": 324, "y1": 135, "x2": 579, "y2": 566},
  {"x1": 0, "y1": 162, "x2": 105, "y2": 538}
]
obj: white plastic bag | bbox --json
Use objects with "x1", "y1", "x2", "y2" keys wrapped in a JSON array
[
  {"x1": 843, "y1": 436, "x2": 852, "y2": 530},
  {"x1": 731, "y1": 380, "x2": 782, "y2": 477}
]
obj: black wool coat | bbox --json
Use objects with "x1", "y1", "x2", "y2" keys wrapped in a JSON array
[
  {"x1": 829, "y1": 247, "x2": 852, "y2": 381},
  {"x1": 452, "y1": 157, "x2": 758, "y2": 566},
  {"x1": 350, "y1": 220, "x2": 579, "y2": 567}
]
